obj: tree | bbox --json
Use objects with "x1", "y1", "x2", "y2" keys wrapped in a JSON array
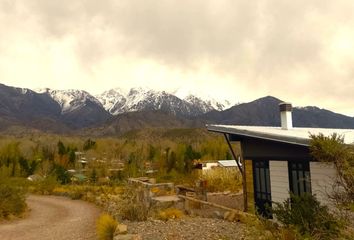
[
  {"x1": 90, "y1": 168, "x2": 98, "y2": 183},
  {"x1": 184, "y1": 145, "x2": 201, "y2": 173},
  {"x1": 147, "y1": 144, "x2": 156, "y2": 162},
  {"x1": 0, "y1": 142, "x2": 22, "y2": 177},
  {"x1": 83, "y1": 139, "x2": 96, "y2": 151},
  {"x1": 18, "y1": 157, "x2": 39, "y2": 176},
  {"x1": 310, "y1": 133, "x2": 354, "y2": 207},
  {"x1": 57, "y1": 141, "x2": 66, "y2": 156},
  {"x1": 167, "y1": 151, "x2": 177, "y2": 173}
]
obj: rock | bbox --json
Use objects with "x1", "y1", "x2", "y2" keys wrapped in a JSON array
[
  {"x1": 114, "y1": 234, "x2": 142, "y2": 240},
  {"x1": 115, "y1": 224, "x2": 128, "y2": 234},
  {"x1": 213, "y1": 210, "x2": 223, "y2": 219},
  {"x1": 148, "y1": 178, "x2": 156, "y2": 184}
]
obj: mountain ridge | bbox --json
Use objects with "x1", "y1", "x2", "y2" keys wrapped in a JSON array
[{"x1": 1, "y1": 83, "x2": 354, "y2": 135}]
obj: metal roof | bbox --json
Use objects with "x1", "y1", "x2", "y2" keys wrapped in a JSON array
[
  {"x1": 207, "y1": 124, "x2": 354, "y2": 146},
  {"x1": 218, "y1": 160, "x2": 239, "y2": 167}
]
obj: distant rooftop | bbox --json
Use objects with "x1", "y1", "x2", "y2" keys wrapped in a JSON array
[
  {"x1": 207, "y1": 124, "x2": 354, "y2": 146},
  {"x1": 218, "y1": 160, "x2": 239, "y2": 167}
]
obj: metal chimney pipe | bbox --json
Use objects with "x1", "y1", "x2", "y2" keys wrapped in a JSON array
[{"x1": 279, "y1": 102, "x2": 293, "y2": 130}]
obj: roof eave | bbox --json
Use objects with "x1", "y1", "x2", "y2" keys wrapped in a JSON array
[{"x1": 206, "y1": 124, "x2": 310, "y2": 147}]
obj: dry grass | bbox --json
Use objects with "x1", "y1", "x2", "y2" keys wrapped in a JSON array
[
  {"x1": 202, "y1": 167, "x2": 242, "y2": 192},
  {"x1": 156, "y1": 208, "x2": 184, "y2": 221}
]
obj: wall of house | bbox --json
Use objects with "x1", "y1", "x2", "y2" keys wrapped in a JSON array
[
  {"x1": 310, "y1": 162, "x2": 337, "y2": 205},
  {"x1": 269, "y1": 160, "x2": 290, "y2": 204},
  {"x1": 245, "y1": 159, "x2": 255, "y2": 213}
]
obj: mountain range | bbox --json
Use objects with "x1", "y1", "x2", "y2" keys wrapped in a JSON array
[{"x1": 1, "y1": 83, "x2": 354, "y2": 136}]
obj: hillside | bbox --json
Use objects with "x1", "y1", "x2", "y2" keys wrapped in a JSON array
[{"x1": 204, "y1": 96, "x2": 354, "y2": 129}]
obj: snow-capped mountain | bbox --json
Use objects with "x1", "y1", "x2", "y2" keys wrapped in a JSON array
[
  {"x1": 36, "y1": 88, "x2": 103, "y2": 114},
  {"x1": 95, "y1": 88, "x2": 127, "y2": 114},
  {"x1": 95, "y1": 87, "x2": 206, "y2": 116},
  {"x1": 95, "y1": 87, "x2": 234, "y2": 116},
  {"x1": 172, "y1": 88, "x2": 233, "y2": 111},
  {"x1": 34, "y1": 88, "x2": 110, "y2": 128}
]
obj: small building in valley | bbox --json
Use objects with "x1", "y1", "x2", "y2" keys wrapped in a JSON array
[{"x1": 207, "y1": 102, "x2": 353, "y2": 217}]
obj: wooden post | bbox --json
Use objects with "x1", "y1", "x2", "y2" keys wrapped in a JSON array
[{"x1": 239, "y1": 142, "x2": 248, "y2": 212}]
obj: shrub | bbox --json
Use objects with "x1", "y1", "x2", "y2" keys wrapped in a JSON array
[
  {"x1": 157, "y1": 208, "x2": 184, "y2": 221},
  {"x1": 273, "y1": 193, "x2": 343, "y2": 240},
  {"x1": 244, "y1": 216, "x2": 301, "y2": 240},
  {"x1": 30, "y1": 176, "x2": 58, "y2": 195},
  {"x1": 116, "y1": 187, "x2": 149, "y2": 221},
  {"x1": 0, "y1": 179, "x2": 27, "y2": 219},
  {"x1": 96, "y1": 213, "x2": 118, "y2": 240}
]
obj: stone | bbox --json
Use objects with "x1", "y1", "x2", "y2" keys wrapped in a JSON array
[
  {"x1": 115, "y1": 224, "x2": 128, "y2": 234},
  {"x1": 213, "y1": 210, "x2": 223, "y2": 219}
]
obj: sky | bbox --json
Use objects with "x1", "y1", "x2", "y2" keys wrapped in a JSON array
[{"x1": 1, "y1": 0, "x2": 354, "y2": 116}]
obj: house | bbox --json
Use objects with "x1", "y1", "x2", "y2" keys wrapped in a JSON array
[
  {"x1": 200, "y1": 160, "x2": 238, "y2": 170},
  {"x1": 207, "y1": 102, "x2": 353, "y2": 217}
]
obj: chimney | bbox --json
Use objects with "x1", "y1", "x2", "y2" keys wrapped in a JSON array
[{"x1": 279, "y1": 102, "x2": 293, "y2": 130}]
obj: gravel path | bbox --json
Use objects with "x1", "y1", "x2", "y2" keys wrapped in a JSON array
[
  {"x1": 0, "y1": 195, "x2": 101, "y2": 240},
  {"x1": 125, "y1": 217, "x2": 246, "y2": 240}
]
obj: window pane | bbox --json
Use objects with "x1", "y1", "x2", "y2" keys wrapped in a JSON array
[
  {"x1": 298, "y1": 163, "x2": 303, "y2": 170},
  {"x1": 304, "y1": 171, "x2": 311, "y2": 193},
  {"x1": 266, "y1": 168, "x2": 271, "y2": 193},
  {"x1": 292, "y1": 170, "x2": 298, "y2": 195},
  {"x1": 260, "y1": 168, "x2": 266, "y2": 193},
  {"x1": 256, "y1": 168, "x2": 260, "y2": 192},
  {"x1": 298, "y1": 170, "x2": 304, "y2": 194}
]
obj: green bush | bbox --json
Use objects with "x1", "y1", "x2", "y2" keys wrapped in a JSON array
[
  {"x1": 0, "y1": 179, "x2": 27, "y2": 219},
  {"x1": 273, "y1": 193, "x2": 343, "y2": 239},
  {"x1": 96, "y1": 213, "x2": 118, "y2": 240},
  {"x1": 30, "y1": 176, "x2": 58, "y2": 195}
]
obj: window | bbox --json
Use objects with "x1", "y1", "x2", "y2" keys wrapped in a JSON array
[
  {"x1": 288, "y1": 161, "x2": 311, "y2": 196},
  {"x1": 253, "y1": 160, "x2": 272, "y2": 218}
]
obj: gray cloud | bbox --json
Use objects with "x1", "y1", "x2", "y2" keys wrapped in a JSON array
[{"x1": 1, "y1": 0, "x2": 354, "y2": 115}]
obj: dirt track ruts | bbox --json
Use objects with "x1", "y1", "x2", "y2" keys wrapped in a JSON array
[{"x1": 0, "y1": 195, "x2": 101, "y2": 240}]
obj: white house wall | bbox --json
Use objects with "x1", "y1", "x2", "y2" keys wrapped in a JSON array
[
  {"x1": 310, "y1": 162, "x2": 337, "y2": 205},
  {"x1": 269, "y1": 161, "x2": 290, "y2": 204}
]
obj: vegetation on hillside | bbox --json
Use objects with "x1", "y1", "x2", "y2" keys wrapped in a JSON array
[{"x1": 0, "y1": 129, "x2": 233, "y2": 184}]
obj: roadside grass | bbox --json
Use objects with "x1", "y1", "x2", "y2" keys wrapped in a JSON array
[
  {"x1": 0, "y1": 178, "x2": 28, "y2": 220},
  {"x1": 96, "y1": 213, "x2": 118, "y2": 240}
]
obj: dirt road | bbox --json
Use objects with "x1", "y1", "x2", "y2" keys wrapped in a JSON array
[{"x1": 0, "y1": 195, "x2": 101, "y2": 240}]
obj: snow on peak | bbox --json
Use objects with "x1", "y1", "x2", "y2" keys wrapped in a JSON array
[
  {"x1": 95, "y1": 86, "x2": 236, "y2": 115},
  {"x1": 95, "y1": 88, "x2": 127, "y2": 113},
  {"x1": 172, "y1": 88, "x2": 233, "y2": 111},
  {"x1": 36, "y1": 88, "x2": 101, "y2": 113}
]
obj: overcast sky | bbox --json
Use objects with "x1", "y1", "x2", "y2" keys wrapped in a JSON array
[{"x1": 1, "y1": 0, "x2": 354, "y2": 115}]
